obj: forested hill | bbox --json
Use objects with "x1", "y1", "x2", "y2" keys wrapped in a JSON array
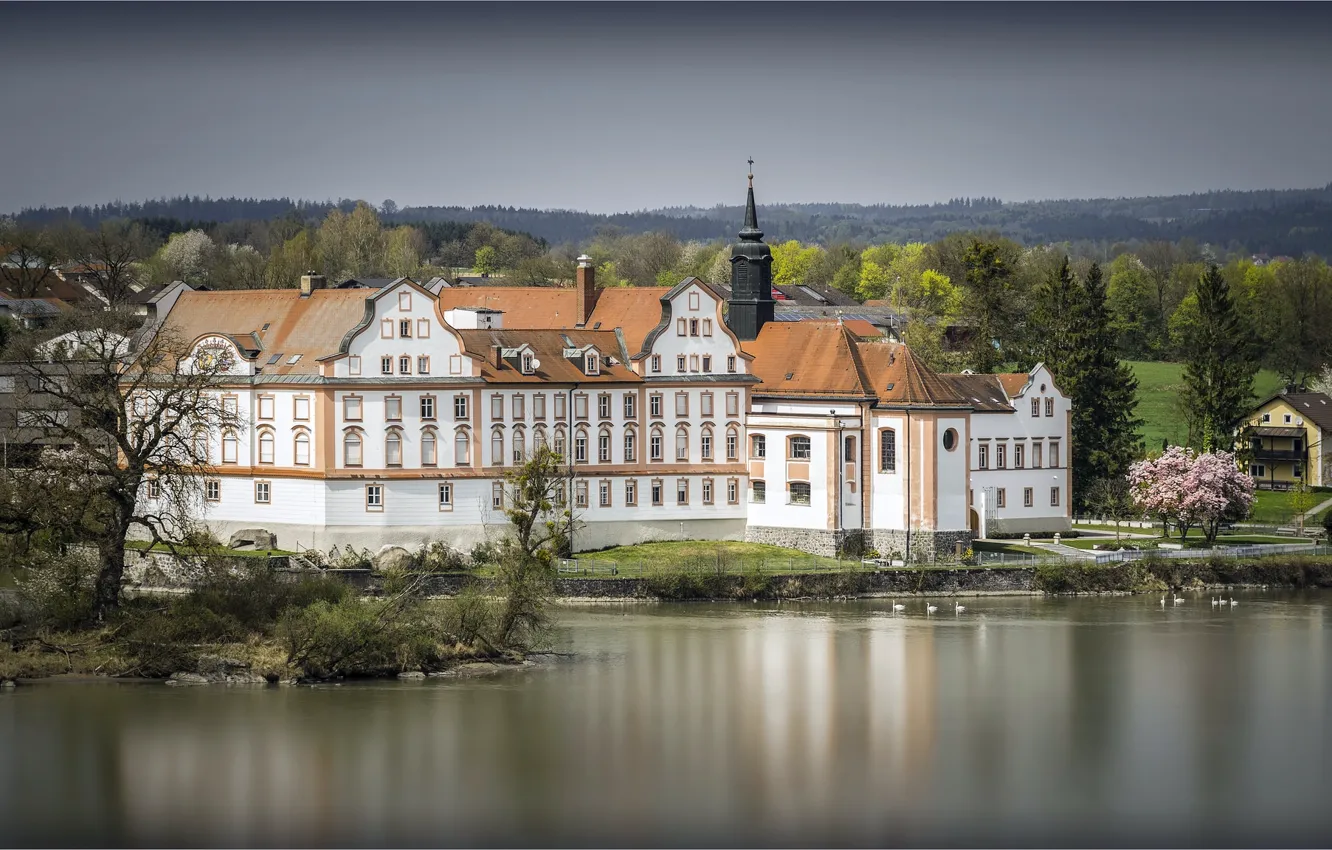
[{"x1": 16, "y1": 182, "x2": 1332, "y2": 254}]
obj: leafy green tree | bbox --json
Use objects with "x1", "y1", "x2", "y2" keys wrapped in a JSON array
[
  {"x1": 1179, "y1": 264, "x2": 1256, "y2": 452},
  {"x1": 494, "y1": 446, "x2": 569, "y2": 650},
  {"x1": 1105, "y1": 253, "x2": 1155, "y2": 358},
  {"x1": 961, "y1": 238, "x2": 1018, "y2": 372},
  {"x1": 266, "y1": 229, "x2": 320, "y2": 288},
  {"x1": 770, "y1": 240, "x2": 824, "y2": 288},
  {"x1": 473, "y1": 245, "x2": 498, "y2": 275},
  {"x1": 385, "y1": 226, "x2": 426, "y2": 278},
  {"x1": 1257, "y1": 258, "x2": 1332, "y2": 389}
]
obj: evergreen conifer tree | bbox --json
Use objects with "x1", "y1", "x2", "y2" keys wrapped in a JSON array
[{"x1": 1180, "y1": 264, "x2": 1255, "y2": 452}]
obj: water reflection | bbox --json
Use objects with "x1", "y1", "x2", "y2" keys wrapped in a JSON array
[{"x1": 1, "y1": 594, "x2": 1329, "y2": 847}]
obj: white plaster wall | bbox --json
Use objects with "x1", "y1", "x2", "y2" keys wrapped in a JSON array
[
  {"x1": 337, "y1": 282, "x2": 469, "y2": 379},
  {"x1": 934, "y1": 414, "x2": 970, "y2": 531},
  {"x1": 869, "y1": 412, "x2": 907, "y2": 531},
  {"x1": 745, "y1": 421, "x2": 832, "y2": 531},
  {"x1": 644, "y1": 283, "x2": 746, "y2": 377}
]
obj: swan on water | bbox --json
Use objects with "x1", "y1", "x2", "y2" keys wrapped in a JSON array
[
  {"x1": 892, "y1": 600, "x2": 905, "y2": 612},
  {"x1": 955, "y1": 602, "x2": 966, "y2": 613},
  {"x1": 926, "y1": 603, "x2": 938, "y2": 615}
]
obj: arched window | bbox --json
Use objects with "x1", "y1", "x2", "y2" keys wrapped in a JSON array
[
  {"x1": 193, "y1": 430, "x2": 209, "y2": 463},
  {"x1": 258, "y1": 429, "x2": 275, "y2": 464},
  {"x1": 221, "y1": 431, "x2": 238, "y2": 464},
  {"x1": 574, "y1": 427, "x2": 588, "y2": 463},
  {"x1": 726, "y1": 426, "x2": 739, "y2": 461},
  {"x1": 534, "y1": 426, "x2": 548, "y2": 452},
  {"x1": 421, "y1": 429, "x2": 438, "y2": 466},
  {"x1": 491, "y1": 429, "x2": 505, "y2": 466},
  {"x1": 293, "y1": 430, "x2": 310, "y2": 466},
  {"x1": 386, "y1": 429, "x2": 403, "y2": 467},
  {"x1": 623, "y1": 427, "x2": 637, "y2": 463},
  {"x1": 879, "y1": 429, "x2": 896, "y2": 473},
  {"x1": 454, "y1": 429, "x2": 471, "y2": 466},
  {"x1": 598, "y1": 428, "x2": 611, "y2": 462},
  {"x1": 675, "y1": 426, "x2": 689, "y2": 461},
  {"x1": 650, "y1": 426, "x2": 663, "y2": 461},
  {"x1": 700, "y1": 425, "x2": 714, "y2": 461},
  {"x1": 789, "y1": 435, "x2": 811, "y2": 460},
  {"x1": 344, "y1": 431, "x2": 363, "y2": 467},
  {"x1": 553, "y1": 426, "x2": 567, "y2": 459},
  {"x1": 512, "y1": 427, "x2": 526, "y2": 464}
]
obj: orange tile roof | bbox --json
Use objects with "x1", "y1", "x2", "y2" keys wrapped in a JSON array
[
  {"x1": 586, "y1": 286, "x2": 673, "y2": 352},
  {"x1": 454, "y1": 329, "x2": 639, "y2": 385},
  {"x1": 997, "y1": 373, "x2": 1031, "y2": 396},
  {"x1": 436, "y1": 287, "x2": 578, "y2": 328},
  {"x1": 841, "y1": 319, "x2": 882, "y2": 339},
  {"x1": 744, "y1": 320, "x2": 967, "y2": 407},
  {"x1": 161, "y1": 288, "x2": 372, "y2": 375}
]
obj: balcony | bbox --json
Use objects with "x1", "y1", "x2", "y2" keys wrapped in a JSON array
[{"x1": 1250, "y1": 448, "x2": 1305, "y2": 462}]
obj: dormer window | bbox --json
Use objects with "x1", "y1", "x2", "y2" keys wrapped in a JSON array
[
  {"x1": 522, "y1": 353, "x2": 534, "y2": 374},
  {"x1": 587, "y1": 352, "x2": 600, "y2": 375}
]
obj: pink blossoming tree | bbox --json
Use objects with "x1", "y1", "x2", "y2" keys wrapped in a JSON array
[{"x1": 1128, "y1": 446, "x2": 1254, "y2": 544}]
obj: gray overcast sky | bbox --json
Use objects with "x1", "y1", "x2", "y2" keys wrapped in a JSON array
[{"x1": 3, "y1": 2, "x2": 1330, "y2": 213}]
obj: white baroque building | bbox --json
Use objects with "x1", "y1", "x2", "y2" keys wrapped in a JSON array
[{"x1": 145, "y1": 179, "x2": 1070, "y2": 558}]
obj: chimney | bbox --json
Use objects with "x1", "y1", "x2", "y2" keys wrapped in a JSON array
[
  {"x1": 299, "y1": 271, "x2": 326, "y2": 298},
  {"x1": 492, "y1": 344, "x2": 503, "y2": 368},
  {"x1": 575, "y1": 254, "x2": 598, "y2": 326}
]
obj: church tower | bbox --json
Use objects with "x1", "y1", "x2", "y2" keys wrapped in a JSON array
[{"x1": 727, "y1": 161, "x2": 775, "y2": 341}]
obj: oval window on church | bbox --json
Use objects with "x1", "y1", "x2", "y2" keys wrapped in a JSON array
[{"x1": 942, "y1": 428, "x2": 958, "y2": 452}]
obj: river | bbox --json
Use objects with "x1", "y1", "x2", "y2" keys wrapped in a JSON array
[{"x1": 1, "y1": 592, "x2": 1329, "y2": 847}]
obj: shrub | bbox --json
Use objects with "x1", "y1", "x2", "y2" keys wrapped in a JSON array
[
  {"x1": 470, "y1": 540, "x2": 500, "y2": 566},
  {"x1": 412, "y1": 542, "x2": 470, "y2": 573},
  {"x1": 13, "y1": 548, "x2": 99, "y2": 629}
]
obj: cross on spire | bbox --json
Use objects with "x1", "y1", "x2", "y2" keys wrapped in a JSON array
[{"x1": 747, "y1": 157, "x2": 754, "y2": 188}]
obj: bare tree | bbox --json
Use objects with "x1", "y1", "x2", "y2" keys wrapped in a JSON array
[
  {"x1": 0, "y1": 222, "x2": 59, "y2": 298},
  {"x1": 64, "y1": 220, "x2": 156, "y2": 307},
  {"x1": 3, "y1": 314, "x2": 243, "y2": 619}
]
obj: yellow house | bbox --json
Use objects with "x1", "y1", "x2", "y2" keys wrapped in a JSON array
[{"x1": 1239, "y1": 392, "x2": 1332, "y2": 489}]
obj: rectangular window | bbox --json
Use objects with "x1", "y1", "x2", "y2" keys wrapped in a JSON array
[
  {"x1": 703, "y1": 319, "x2": 713, "y2": 336},
  {"x1": 675, "y1": 392, "x2": 688, "y2": 417},
  {"x1": 381, "y1": 356, "x2": 393, "y2": 375},
  {"x1": 491, "y1": 394, "x2": 504, "y2": 421},
  {"x1": 255, "y1": 481, "x2": 271, "y2": 504},
  {"x1": 1023, "y1": 487, "x2": 1033, "y2": 508},
  {"x1": 398, "y1": 355, "x2": 410, "y2": 375},
  {"x1": 294, "y1": 396, "x2": 310, "y2": 420},
  {"x1": 727, "y1": 478, "x2": 739, "y2": 504},
  {"x1": 417, "y1": 355, "x2": 429, "y2": 375},
  {"x1": 880, "y1": 430, "x2": 896, "y2": 472},
  {"x1": 586, "y1": 353, "x2": 599, "y2": 375},
  {"x1": 366, "y1": 484, "x2": 383, "y2": 511},
  {"x1": 222, "y1": 396, "x2": 238, "y2": 415},
  {"x1": 1250, "y1": 464, "x2": 1266, "y2": 478},
  {"x1": 1285, "y1": 413, "x2": 1292, "y2": 423},
  {"x1": 1050, "y1": 441, "x2": 1060, "y2": 468},
  {"x1": 726, "y1": 355, "x2": 736, "y2": 373},
  {"x1": 752, "y1": 480, "x2": 766, "y2": 503},
  {"x1": 1045, "y1": 397, "x2": 1055, "y2": 417},
  {"x1": 690, "y1": 318, "x2": 699, "y2": 336},
  {"x1": 1050, "y1": 486, "x2": 1061, "y2": 507},
  {"x1": 996, "y1": 443, "x2": 1006, "y2": 469},
  {"x1": 1294, "y1": 437, "x2": 1304, "y2": 452},
  {"x1": 650, "y1": 394, "x2": 662, "y2": 418},
  {"x1": 575, "y1": 481, "x2": 589, "y2": 508},
  {"x1": 688, "y1": 291, "x2": 700, "y2": 310},
  {"x1": 420, "y1": 396, "x2": 436, "y2": 420},
  {"x1": 623, "y1": 393, "x2": 636, "y2": 419},
  {"x1": 651, "y1": 354, "x2": 662, "y2": 373},
  {"x1": 146, "y1": 478, "x2": 161, "y2": 500},
  {"x1": 676, "y1": 478, "x2": 689, "y2": 505},
  {"x1": 417, "y1": 318, "x2": 431, "y2": 338},
  {"x1": 380, "y1": 318, "x2": 393, "y2": 339},
  {"x1": 399, "y1": 319, "x2": 412, "y2": 338},
  {"x1": 385, "y1": 396, "x2": 402, "y2": 421},
  {"x1": 1033, "y1": 441, "x2": 1042, "y2": 468},
  {"x1": 625, "y1": 479, "x2": 637, "y2": 506},
  {"x1": 1262, "y1": 413, "x2": 1271, "y2": 423},
  {"x1": 701, "y1": 392, "x2": 714, "y2": 418},
  {"x1": 348, "y1": 355, "x2": 361, "y2": 376},
  {"x1": 449, "y1": 355, "x2": 463, "y2": 374},
  {"x1": 398, "y1": 291, "x2": 412, "y2": 311},
  {"x1": 534, "y1": 394, "x2": 546, "y2": 421},
  {"x1": 1015, "y1": 443, "x2": 1024, "y2": 468},
  {"x1": 598, "y1": 394, "x2": 611, "y2": 420},
  {"x1": 492, "y1": 482, "x2": 505, "y2": 509},
  {"x1": 1031, "y1": 398, "x2": 1040, "y2": 417},
  {"x1": 752, "y1": 434, "x2": 766, "y2": 458},
  {"x1": 677, "y1": 354, "x2": 686, "y2": 372},
  {"x1": 512, "y1": 394, "x2": 525, "y2": 420},
  {"x1": 702, "y1": 355, "x2": 712, "y2": 373},
  {"x1": 726, "y1": 392, "x2": 739, "y2": 417},
  {"x1": 205, "y1": 479, "x2": 220, "y2": 502},
  {"x1": 599, "y1": 480, "x2": 611, "y2": 507},
  {"x1": 978, "y1": 443, "x2": 989, "y2": 470},
  {"x1": 651, "y1": 480, "x2": 663, "y2": 506},
  {"x1": 702, "y1": 478, "x2": 714, "y2": 504},
  {"x1": 789, "y1": 482, "x2": 811, "y2": 505},
  {"x1": 454, "y1": 395, "x2": 469, "y2": 421},
  {"x1": 575, "y1": 394, "x2": 588, "y2": 420},
  {"x1": 996, "y1": 488, "x2": 1006, "y2": 508},
  {"x1": 689, "y1": 354, "x2": 700, "y2": 372},
  {"x1": 844, "y1": 436, "x2": 857, "y2": 463},
  {"x1": 258, "y1": 395, "x2": 274, "y2": 420},
  {"x1": 676, "y1": 318, "x2": 687, "y2": 336},
  {"x1": 555, "y1": 393, "x2": 567, "y2": 421},
  {"x1": 521, "y1": 353, "x2": 534, "y2": 374},
  {"x1": 1295, "y1": 463, "x2": 1304, "y2": 478}
]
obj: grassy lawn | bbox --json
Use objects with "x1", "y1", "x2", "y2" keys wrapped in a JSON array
[
  {"x1": 1249, "y1": 489, "x2": 1332, "y2": 525},
  {"x1": 1128, "y1": 360, "x2": 1284, "y2": 450},
  {"x1": 971, "y1": 540, "x2": 1045, "y2": 556},
  {"x1": 571, "y1": 541, "x2": 849, "y2": 575}
]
